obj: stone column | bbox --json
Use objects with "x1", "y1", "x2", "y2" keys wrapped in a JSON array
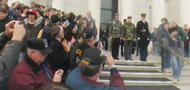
[
  {"x1": 52, "y1": 0, "x2": 66, "y2": 11},
  {"x1": 88, "y1": 0, "x2": 101, "y2": 40},
  {"x1": 151, "y1": 0, "x2": 165, "y2": 53},
  {"x1": 179, "y1": 0, "x2": 190, "y2": 26},
  {"x1": 150, "y1": 0, "x2": 166, "y2": 32},
  {"x1": 118, "y1": 0, "x2": 133, "y2": 22},
  {"x1": 151, "y1": 0, "x2": 165, "y2": 30}
]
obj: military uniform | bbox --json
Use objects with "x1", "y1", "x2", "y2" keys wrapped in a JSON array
[
  {"x1": 136, "y1": 13, "x2": 150, "y2": 61},
  {"x1": 109, "y1": 16, "x2": 123, "y2": 59},
  {"x1": 123, "y1": 19, "x2": 136, "y2": 60}
]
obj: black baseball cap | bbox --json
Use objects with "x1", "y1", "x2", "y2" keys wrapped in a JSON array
[
  {"x1": 27, "y1": 37, "x2": 53, "y2": 54},
  {"x1": 51, "y1": 15, "x2": 60, "y2": 23},
  {"x1": 82, "y1": 28, "x2": 94, "y2": 39},
  {"x1": 81, "y1": 47, "x2": 106, "y2": 65}
]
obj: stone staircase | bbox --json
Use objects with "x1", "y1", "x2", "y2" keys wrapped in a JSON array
[{"x1": 98, "y1": 58, "x2": 190, "y2": 90}]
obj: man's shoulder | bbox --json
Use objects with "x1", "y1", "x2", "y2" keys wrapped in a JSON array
[
  {"x1": 66, "y1": 67, "x2": 80, "y2": 84},
  {"x1": 77, "y1": 43, "x2": 90, "y2": 49},
  {"x1": 9, "y1": 60, "x2": 31, "y2": 76}
]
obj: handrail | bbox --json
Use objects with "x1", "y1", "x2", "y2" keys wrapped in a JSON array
[{"x1": 155, "y1": 41, "x2": 190, "y2": 64}]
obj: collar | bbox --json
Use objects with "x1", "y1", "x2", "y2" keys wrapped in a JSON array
[
  {"x1": 82, "y1": 43, "x2": 92, "y2": 47},
  {"x1": 24, "y1": 18, "x2": 39, "y2": 27},
  {"x1": 25, "y1": 55, "x2": 43, "y2": 73},
  {"x1": 79, "y1": 73, "x2": 105, "y2": 86}
]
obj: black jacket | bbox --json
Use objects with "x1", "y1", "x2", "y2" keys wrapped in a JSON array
[
  {"x1": 157, "y1": 29, "x2": 170, "y2": 44},
  {"x1": 0, "y1": 17, "x2": 12, "y2": 33},
  {"x1": 48, "y1": 38, "x2": 70, "y2": 71},
  {"x1": 0, "y1": 32, "x2": 10, "y2": 51},
  {"x1": 21, "y1": 19, "x2": 41, "y2": 51},
  {"x1": 41, "y1": 23, "x2": 54, "y2": 44},
  {"x1": 164, "y1": 34, "x2": 183, "y2": 55},
  {"x1": 70, "y1": 43, "x2": 91, "y2": 70}
]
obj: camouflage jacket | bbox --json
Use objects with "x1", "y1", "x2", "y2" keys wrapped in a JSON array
[
  {"x1": 109, "y1": 19, "x2": 123, "y2": 38},
  {"x1": 123, "y1": 22, "x2": 136, "y2": 41}
]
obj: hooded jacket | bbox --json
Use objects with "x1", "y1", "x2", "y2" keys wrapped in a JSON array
[{"x1": 21, "y1": 19, "x2": 41, "y2": 51}]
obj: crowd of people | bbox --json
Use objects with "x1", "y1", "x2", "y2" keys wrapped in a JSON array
[
  {"x1": 0, "y1": 0, "x2": 188, "y2": 89},
  {"x1": 0, "y1": 0, "x2": 125, "y2": 90},
  {"x1": 151, "y1": 18, "x2": 188, "y2": 83}
]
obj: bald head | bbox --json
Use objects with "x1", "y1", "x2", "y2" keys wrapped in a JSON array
[{"x1": 87, "y1": 10, "x2": 91, "y2": 17}]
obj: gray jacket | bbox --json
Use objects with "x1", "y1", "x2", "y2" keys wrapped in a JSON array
[
  {"x1": 0, "y1": 36, "x2": 22, "y2": 82},
  {"x1": 164, "y1": 34, "x2": 183, "y2": 56}
]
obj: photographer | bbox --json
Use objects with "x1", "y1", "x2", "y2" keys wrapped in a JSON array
[
  {"x1": 66, "y1": 47, "x2": 125, "y2": 90},
  {"x1": 0, "y1": 21, "x2": 26, "y2": 84}
]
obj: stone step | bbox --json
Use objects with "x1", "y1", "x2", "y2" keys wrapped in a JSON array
[
  {"x1": 106, "y1": 60, "x2": 160, "y2": 65},
  {"x1": 103, "y1": 65, "x2": 160, "y2": 71},
  {"x1": 111, "y1": 60, "x2": 190, "y2": 65},
  {"x1": 99, "y1": 76, "x2": 170, "y2": 81},
  {"x1": 124, "y1": 86, "x2": 180, "y2": 90},
  {"x1": 100, "y1": 71, "x2": 190, "y2": 78},
  {"x1": 98, "y1": 80, "x2": 174, "y2": 86},
  {"x1": 102, "y1": 69, "x2": 160, "y2": 73}
]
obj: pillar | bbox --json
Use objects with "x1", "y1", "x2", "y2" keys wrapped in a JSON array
[
  {"x1": 179, "y1": 0, "x2": 190, "y2": 27},
  {"x1": 151, "y1": 0, "x2": 165, "y2": 31},
  {"x1": 88, "y1": 0, "x2": 101, "y2": 40},
  {"x1": 118, "y1": 0, "x2": 133, "y2": 22},
  {"x1": 52, "y1": 0, "x2": 66, "y2": 11}
]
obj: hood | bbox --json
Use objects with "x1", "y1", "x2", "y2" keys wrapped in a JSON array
[{"x1": 24, "y1": 18, "x2": 39, "y2": 27}]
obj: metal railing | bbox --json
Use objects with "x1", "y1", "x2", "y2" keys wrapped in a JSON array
[{"x1": 155, "y1": 41, "x2": 190, "y2": 64}]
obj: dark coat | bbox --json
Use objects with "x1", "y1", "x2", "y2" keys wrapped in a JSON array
[
  {"x1": 0, "y1": 32, "x2": 10, "y2": 50},
  {"x1": 164, "y1": 34, "x2": 183, "y2": 55},
  {"x1": 48, "y1": 38, "x2": 70, "y2": 71},
  {"x1": 157, "y1": 29, "x2": 169, "y2": 44},
  {"x1": 21, "y1": 19, "x2": 42, "y2": 51},
  {"x1": 0, "y1": 16, "x2": 12, "y2": 33},
  {"x1": 41, "y1": 23, "x2": 54, "y2": 44},
  {"x1": 7, "y1": 55, "x2": 53, "y2": 90},
  {"x1": 40, "y1": 15, "x2": 49, "y2": 28},
  {"x1": 136, "y1": 20, "x2": 150, "y2": 48},
  {"x1": 70, "y1": 43, "x2": 91, "y2": 70}
]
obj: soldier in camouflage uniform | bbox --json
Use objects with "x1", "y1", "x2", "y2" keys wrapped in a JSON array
[
  {"x1": 109, "y1": 13, "x2": 123, "y2": 60},
  {"x1": 123, "y1": 16, "x2": 136, "y2": 61}
]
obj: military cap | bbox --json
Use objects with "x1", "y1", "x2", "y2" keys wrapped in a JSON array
[
  {"x1": 123, "y1": 19, "x2": 127, "y2": 22},
  {"x1": 115, "y1": 13, "x2": 119, "y2": 16},
  {"x1": 127, "y1": 16, "x2": 132, "y2": 19},
  {"x1": 141, "y1": 13, "x2": 146, "y2": 17}
]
